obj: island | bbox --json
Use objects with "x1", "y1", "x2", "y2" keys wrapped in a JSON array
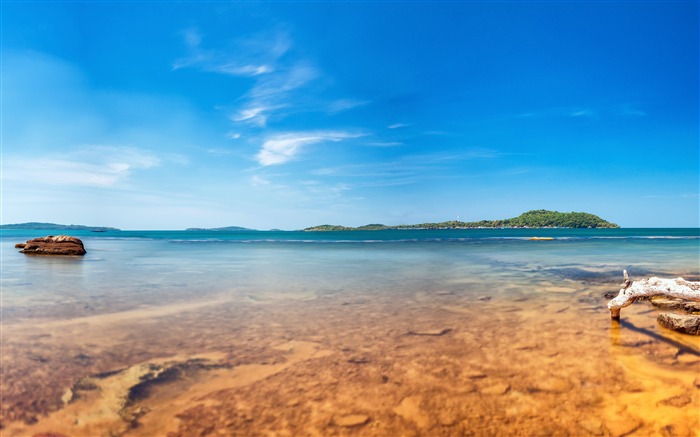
[
  {"x1": 185, "y1": 226, "x2": 256, "y2": 231},
  {"x1": 0, "y1": 222, "x2": 120, "y2": 232},
  {"x1": 303, "y1": 210, "x2": 619, "y2": 231}
]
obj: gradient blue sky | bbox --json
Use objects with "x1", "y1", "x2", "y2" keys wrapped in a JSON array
[{"x1": 2, "y1": 1, "x2": 698, "y2": 229}]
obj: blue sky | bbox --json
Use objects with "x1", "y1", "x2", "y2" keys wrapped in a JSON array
[{"x1": 2, "y1": 1, "x2": 698, "y2": 229}]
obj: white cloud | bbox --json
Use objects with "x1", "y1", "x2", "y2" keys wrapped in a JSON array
[
  {"x1": 215, "y1": 63, "x2": 272, "y2": 76},
  {"x1": 516, "y1": 107, "x2": 598, "y2": 119},
  {"x1": 174, "y1": 29, "x2": 359, "y2": 128},
  {"x1": 229, "y1": 63, "x2": 319, "y2": 127},
  {"x1": 251, "y1": 175, "x2": 272, "y2": 186},
  {"x1": 570, "y1": 109, "x2": 596, "y2": 118},
  {"x1": 255, "y1": 131, "x2": 362, "y2": 166},
  {"x1": 2, "y1": 146, "x2": 160, "y2": 187},
  {"x1": 173, "y1": 29, "x2": 290, "y2": 76},
  {"x1": 232, "y1": 106, "x2": 278, "y2": 126},
  {"x1": 365, "y1": 141, "x2": 403, "y2": 147},
  {"x1": 328, "y1": 98, "x2": 370, "y2": 113},
  {"x1": 388, "y1": 123, "x2": 410, "y2": 129},
  {"x1": 248, "y1": 63, "x2": 318, "y2": 99}
]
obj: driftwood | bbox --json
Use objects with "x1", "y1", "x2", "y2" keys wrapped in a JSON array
[{"x1": 608, "y1": 270, "x2": 700, "y2": 320}]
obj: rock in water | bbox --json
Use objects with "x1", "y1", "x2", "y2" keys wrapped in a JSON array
[
  {"x1": 18, "y1": 235, "x2": 86, "y2": 256},
  {"x1": 657, "y1": 313, "x2": 700, "y2": 335},
  {"x1": 334, "y1": 414, "x2": 370, "y2": 427}
]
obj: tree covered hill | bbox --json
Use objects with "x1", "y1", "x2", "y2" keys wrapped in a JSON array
[
  {"x1": 0, "y1": 222, "x2": 120, "y2": 231},
  {"x1": 304, "y1": 210, "x2": 619, "y2": 231}
]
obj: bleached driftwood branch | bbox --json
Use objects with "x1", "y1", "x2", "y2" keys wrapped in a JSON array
[{"x1": 608, "y1": 270, "x2": 700, "y2": 319}]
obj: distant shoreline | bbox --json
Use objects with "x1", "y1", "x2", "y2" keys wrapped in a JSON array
[
  {"x1": 0, "y1": 222, "x2": 121, "y2": 232},
  {"x1": 303, "y1": 210, "x2": 619, "y2": 231},
  {"x1": 0, "y1": 210, "x2": 621, "y2": 232}
]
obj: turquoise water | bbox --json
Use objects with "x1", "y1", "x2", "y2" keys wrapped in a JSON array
[
  {"x1": 1, "y1": 228, "x2": 699, "y2": 435},
  {"x1": 2, "y1": 228, "x2": 698, "y2": 318}
]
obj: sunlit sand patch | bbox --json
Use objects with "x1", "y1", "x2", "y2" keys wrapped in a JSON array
[
  {"x1": 4, "y1": 342, "x2": 331, "y2": 437},
  {"x1": 602, "y1": 352, "x2": 699, "y2": 436},
  {"x1": 4, "y1": 296, "x2": 235, "y2": 331},
  {"x1": 245, "y1": 290, "x2": 318, "y2": 303}
]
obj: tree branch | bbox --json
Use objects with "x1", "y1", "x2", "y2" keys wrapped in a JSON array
[{"x1": 608, "y1": 270, "x2": 700, "y2": 320}]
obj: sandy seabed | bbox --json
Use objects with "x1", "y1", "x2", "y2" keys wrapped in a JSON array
[{"x1": 1, "y1": 279, "x2": 699, "y2": 437}]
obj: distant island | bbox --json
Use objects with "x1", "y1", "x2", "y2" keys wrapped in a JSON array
[
  {"x1": 304, "y1": 210, "x2": 619, "y2": 231},
  {"x1": 0, "y1": 222, "x2": 121, "y2": 232},
  {"x1": 185, "y1": 226, "x2": 256, "y2": 231},
  {"x1": 1, "y1": 210, "x2": 619, "y2": 232}
]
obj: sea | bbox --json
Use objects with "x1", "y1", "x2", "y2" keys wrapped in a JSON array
[{"x1": 1, "y1": 228, "x2": 699, "y2": 436}]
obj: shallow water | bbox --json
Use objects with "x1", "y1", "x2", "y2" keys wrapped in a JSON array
[{"x1": 1, "y1": 229, "x2": 698, "y2": 436}]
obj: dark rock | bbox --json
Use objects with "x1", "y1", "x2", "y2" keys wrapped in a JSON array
[
  {"x1": 684, "y1": 302, "x2": 700, "y2": 313},
  {"x1": 18, "y1": 235, "x2": 86, "y2": 256},
  {"x1": 658, "y1": 395, "x2": 691, "y2": 408},
  {"x1": 14, "y1": 243, "x2": 26, "y2": 248},
  {"x1": 407, "y1": 328, "x2": 452, "y2": 336},
  {"x1": 657, "y1": 313, "x2": 700, "y2": 335}
]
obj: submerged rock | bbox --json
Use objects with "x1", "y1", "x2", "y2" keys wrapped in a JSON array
[
  {"x1": 657, "y1": 313, "x2": 700, "y2": 335},
  {"x1": 17, "y1": 235, "x2": 86, "y2": 256},
  {"x1": 407, "y1": 328, "x2": 452, "y2": 336},
  {"x1": 577, "y1": 417, "x2": 605, "y2": 436},
  {"x1": 335, "y1": 414, "x2": 370, "y2": 427},
  {"x1": 605, "y1": 414, "x2": 642, "y2": 437},
  {"x1": 658, "y1": 395, "x2": 691, "y2": 408},
  {"x1": 480, "y1": 383, "x2": 510, "y2": 395}
]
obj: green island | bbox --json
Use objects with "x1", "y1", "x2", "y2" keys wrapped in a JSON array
[
  {"x1": 304, "y1": 210, "x2": 619, "y2": 231},
  {"x1": 0, "y1": 222, "x2": 120, "y2": 232}
]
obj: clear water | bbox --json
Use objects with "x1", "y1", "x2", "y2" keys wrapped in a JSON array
[{"x1": 1, "y1": 228, "x2": 699, "y2": 436}]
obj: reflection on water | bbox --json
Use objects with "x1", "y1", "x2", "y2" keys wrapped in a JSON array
[{"x1": 1, "y1": 232, "x2": 698, "y2": 436}]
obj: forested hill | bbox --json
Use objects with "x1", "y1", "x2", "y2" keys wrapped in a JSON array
[
  {"x1": 304, "y1": 210, "x2": 619, "y2": 231},
  {"x1": 0, "y1": 222, "x2": 120, "y2": 231}
]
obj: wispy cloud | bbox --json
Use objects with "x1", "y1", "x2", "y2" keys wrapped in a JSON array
[
  {"x1": 516, "y1": 105, "x2": 650, "y2": 120},
  {"x1": 569, "y1": 109, "x2": 596, "y2": 118},
  {"x1": 364, "y1": 141, "x2": 403, "y2": 147},
  {"x1": 3, "y1": 146, "x2": 161, "y2": 187},
  {"x1": 328, "y1": 98, "x2": 370, "y2": 113},
  {"x1": 516, "y1": 107, "x2": 597, "y2": 119},
  {"x1": 231, "y1": 105, "x2": 283, "y2": 127},
  {"x1": 174, "y1": 29, "x2": 322, "y2": 127},
  {"x1": 388, "y1": 122, "x2": 410, "y2": 129},
  {"x1": 205, "y1": 148, "x2": 232, "y2": 156},
  {"x1": 228, "y1": 62, "x2": 320, "y2": 126},
  {"x1": 175, "y1": 29, "x2": 368, "y2": 129},
  {"x1": 256, "y1": 131, "x2": 363, "y2": 166},
  {"x1": 173, "y1": 28, "x2": 289, "y2": 77},
  {"x1": 618, "y1": 103, "x2": 648, "y2": 117}
]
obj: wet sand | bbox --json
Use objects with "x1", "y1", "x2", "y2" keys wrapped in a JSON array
[{"x1": 2, "y1": 279, "x2": 698, "y2": 436}]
